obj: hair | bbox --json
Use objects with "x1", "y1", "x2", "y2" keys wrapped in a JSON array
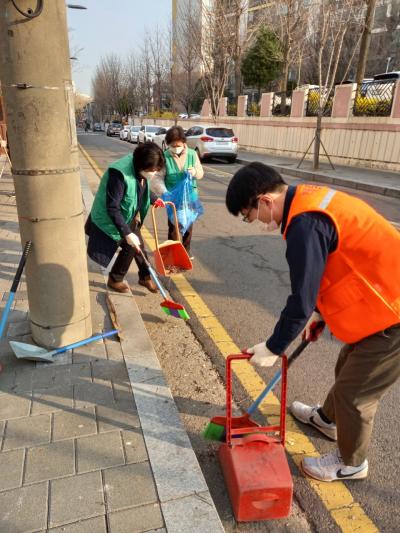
[
  {"x1": 225, "y1": 162, "x2": 287, "y2": 216},
  {"x1": 133, "y1": 142, "x2": 165, "y2": 174},
  {"x1": 165, "y1": 126, "x2": 186, "y2": 145}
]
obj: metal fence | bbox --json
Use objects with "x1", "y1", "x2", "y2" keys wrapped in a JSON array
[
  {"x1": 353, "y1": 80, "x2": 396, "y2": 117},
  {"x1": 271, "y1": 91, "x2": 292, "y2": 116},
  {"x1": 246, "y1": 101, "x2": 260, "y2": 116},
  {"x1": 306, "y1": 88, "x2": 333, "y2": 117}
]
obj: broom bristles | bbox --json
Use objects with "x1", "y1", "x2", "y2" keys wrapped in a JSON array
[{"x1": 202, "y1": 421, "x2": 226, "y2": 442}]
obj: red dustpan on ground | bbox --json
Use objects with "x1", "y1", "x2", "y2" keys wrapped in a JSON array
[{"x1": 151, "y1": 201, "x2": 192, "y2": 276}]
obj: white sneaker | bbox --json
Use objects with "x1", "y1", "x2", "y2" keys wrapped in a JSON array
[
  {"x1": 302, "y1": 449, "x2": 368, "y2": 482},
  {"x1": 290, "y1": 401, "x2": 337, "y2": 440}
]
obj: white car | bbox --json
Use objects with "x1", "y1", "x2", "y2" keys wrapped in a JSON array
[
  {"x1": 127, "y1": 125, "x2": 140, "y2": 143},
  {"x1": 138, "y1": 125, "x2": 160, "y2": 144},
  {"x1": 119, "y1": 125, "x2": 130, "y2": 141},
  {"x1": 185, "y1": 125, "x2": 238, "y2": 163},
  {"x1": 152, "y1": 127, "x2": 168, "y2": 150}
]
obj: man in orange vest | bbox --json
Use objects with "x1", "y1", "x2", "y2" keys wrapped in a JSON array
[{"x1": 226, "y1": 162, "x2": 400, "y2": 482}]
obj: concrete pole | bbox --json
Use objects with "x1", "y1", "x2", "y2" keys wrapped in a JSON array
[{"x1": 0, "y1": 0, "x2": 92, "y2": 347}]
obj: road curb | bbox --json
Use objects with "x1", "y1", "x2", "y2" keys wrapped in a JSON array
[
  {"x1": 80, "y1": 158, "x2": 224, "y2": 533},
  {"x1": 236, "y1": 158, "x2": 400, "y2": 199}
]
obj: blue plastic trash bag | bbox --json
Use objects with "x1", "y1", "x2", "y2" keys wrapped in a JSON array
[{"x1": 161, "y1": 172, "x2": 204, "y2": 235}]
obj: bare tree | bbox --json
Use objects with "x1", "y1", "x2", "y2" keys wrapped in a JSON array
[
  {"x1": 299, "y1": 0, "x2": 363, "y2": 169},
  {"x1": 172, "y1": 1, "x2": 202, "y2": 114},
  {"x1": 137, "y1": 37, "x2": 154, "y2": 115},
  {"x1": 91, "y1": 54, "x2": 123, "y2": 120},
  {"x1": 193, "y1": 2, "x2": 236, "y2": 119},
  {"x1": 265, "y1": 1, "x2": 310, "y2": 92},
  {"x1": 149, "y1": 27, "x2": 168, "y2": 112},
  {"x1": 356, "y1": 0, "x2": 378, "y2": 84}
]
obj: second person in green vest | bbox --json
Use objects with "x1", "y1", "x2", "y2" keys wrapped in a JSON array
[{"x1": 151, "y1": 126, "x2": 204, "y2": 258}]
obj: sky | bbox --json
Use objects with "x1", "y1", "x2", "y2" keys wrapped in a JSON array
[{"x1": 67, "y1": 0, "x2": 172, "y2": 96}]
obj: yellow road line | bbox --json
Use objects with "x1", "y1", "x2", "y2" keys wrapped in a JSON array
[{"x1": 79, "y1": 144, "x2": 379, "y2": 533}]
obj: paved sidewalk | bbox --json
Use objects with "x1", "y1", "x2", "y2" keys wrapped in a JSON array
[
  {"x1": 0, "y1": 157, "x2": 223, "y2": 533},
  {"x1": 237, "y1": 150, "x2": 400, "y2": 198}
]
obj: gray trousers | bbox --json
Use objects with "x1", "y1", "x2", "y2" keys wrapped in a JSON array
[{"x1": 322, "y1": 323, "x2": 400, "y2": 466}]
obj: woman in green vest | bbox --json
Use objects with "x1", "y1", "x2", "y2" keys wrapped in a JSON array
[
  {"x1": 151, "y1": 126, "x2": 204, "y2": 258},
  {"x1": 85, "y1": 142, "x2": 165, "y2": 293}
]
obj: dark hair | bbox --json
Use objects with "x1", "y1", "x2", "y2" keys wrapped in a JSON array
[
  {"x1": 133, "y1": 142, "x2": 164, "y2": 174},
  {"x1": 165, "y1": 126, "x2": 186, "y2": 145},
  {"x1": 225, "y1": 162, "x2": 286, "y2": 216}
]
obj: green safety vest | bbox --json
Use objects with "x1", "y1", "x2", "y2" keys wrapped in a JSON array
[
  {"x1": 164, "y1": 147, "x2": 198, "y2": 201},
  {"x1": 90, "y1": 153, "x2": 150, "y2": 242}
]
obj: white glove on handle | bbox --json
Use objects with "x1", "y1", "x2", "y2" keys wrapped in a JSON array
[
  {"x1": 302, "y1": 311, "x2": 324, "y2": 342},
  {"x1": 247, "y1": 342, "x2": 279, "y2": 367},
  {"x1": 125, "y1": 232, "x2": 141, "y2": 251}
]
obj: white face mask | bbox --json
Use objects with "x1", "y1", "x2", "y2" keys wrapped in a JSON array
[
  {"x1": 141, "y1": 170, "x2": 157, "y2": 180},
  {"x1": 251, "y1": 199, "x2": 279, "y2": 233},
  {"x1": 169, "y1": 145, "x2": 184, "y2": 155}
]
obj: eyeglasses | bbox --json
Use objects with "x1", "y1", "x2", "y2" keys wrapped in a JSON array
[
  {"x1": 241, "y1": 198, "x2": 259, "y2": 223},
  {"x1": 242, "y1": 212, "x2": 251, "y2": 223}
]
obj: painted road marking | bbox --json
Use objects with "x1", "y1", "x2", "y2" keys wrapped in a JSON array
[{"x1": 80, "y1": 144, "x2": 379, "y2": 533}]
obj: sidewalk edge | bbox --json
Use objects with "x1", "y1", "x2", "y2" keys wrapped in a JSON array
[
  {"x1": 80, "y1": 163, "x2": 224, "y2": 533},
  {"x1": 236, "y1": 157, "x2": 400, "y2": 199}
]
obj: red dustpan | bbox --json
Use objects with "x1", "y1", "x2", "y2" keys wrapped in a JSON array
[{"x1": 151, "y1": 201, "x2": 192, "y2": 276}]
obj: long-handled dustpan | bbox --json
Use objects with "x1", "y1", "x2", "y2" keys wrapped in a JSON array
[
  {"x1": 137, "y1": 248, "x2": 189, "y2": 320},
  {"x1": 10, "y1": 329, "x2": 119, "y2": 362}
]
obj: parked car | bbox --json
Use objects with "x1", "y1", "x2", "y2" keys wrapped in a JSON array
[
  {"x1": 185, "y1": 125, "x2": 238, "y2": 163},
  {"x1": 373, "y1": 71, "x2": 400, "y2": 82},
  {"x1": 178, "y1": 113, "x2": 188, "y2": 119},
  {"x1": 119, "y1": 125, "x2": 131, "y2": 141},
  {"x1": 152, "y1": 127, "x2": 169, "y2": 150},
  {"x1": 106, "y1": 122, "x2": 122, "y2": 136},
  {"x1": 93, "y1": 122, "x2": 102, "y2": 132},
  {"x1": 138, "y1": 124, "x2": 161, "y2": 144},
  {"x1": 127, "y1": 125, "x2": 140, "y2": 143},
  {"x1": 189, "y1": 113, "x2": 201, "y2": 119}
]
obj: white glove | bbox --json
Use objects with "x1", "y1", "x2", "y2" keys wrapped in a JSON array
[
  {"x1": 302, "y1": 311, "x2": 324, "y2": 341},
  {"x1": 247, "y1": 342, "x2": 279, "y2": 367},
  {"x1": 125, "y1": 232, "x2": 141, "y2": 250},
  {"x1": 187, "y1": 166, "x2": 196, "y2": 177}
]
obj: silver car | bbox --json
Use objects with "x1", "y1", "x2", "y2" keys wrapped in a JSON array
[
  {"x1": 152, "y1": 127, "x2": 168, "y2": 150},
  {"x1": 138, "y1": 124, "x2": 160, "y2": 144},
  {"x1": 127, "y1": 126, "x2": 140, "y2": 144},
  {"x1": 185, "y1": 125, "x2": 238, "y2": 162}
]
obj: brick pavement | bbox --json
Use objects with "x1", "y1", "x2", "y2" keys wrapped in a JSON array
[{"x1": 0, "y1": 158, "x2": 223, "y2": 533}]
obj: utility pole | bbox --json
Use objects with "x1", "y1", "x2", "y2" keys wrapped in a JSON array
[
  {"x1": 355, "y1": 0, "x2": 378, "y2": 85},
  {"x1": 0, "y1": 0, "x2": 92, "y2": 347}
]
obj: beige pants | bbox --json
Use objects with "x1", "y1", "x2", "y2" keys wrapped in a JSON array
[{"x1": 322, "y1": 323, "x2": 400, "y2": 466}]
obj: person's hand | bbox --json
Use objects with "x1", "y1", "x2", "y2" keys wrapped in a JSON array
[
  {"x1": 187, "y1": 166, "x2": 196, "y2": 177},
  {"x1": 246, "y1": 343, "x2": 279, "y2": 367},
  {"x1": 125, "y1": 232, "x2": 141, "y2": 251},
  {"x1": 302, "y1": 311, "x2": 325, "y2": 342},
  {"x1": 153, "y1": 198, "x2": 165, "y2": 208}
]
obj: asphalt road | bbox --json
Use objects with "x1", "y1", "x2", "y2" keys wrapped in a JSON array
[{"x1": 79, "y1": 131, "x2": 400, "y2": 532}]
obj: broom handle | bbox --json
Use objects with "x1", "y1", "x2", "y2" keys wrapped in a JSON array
[
  {"x1": 0, "y1": 240, "x2": 32, "y2": 339},
  {"x1": 54, "y1": 330, "x2": 119, "y2": 354},
  {"x1": 247, "y1": 338, "x2": 310, "y2": 416},
  {"x1": 137, "y1": 248, "x2": 168, "y2": 300},
  {"x1": 247, "y1": 321, "x2": 325, "y2": 416}
]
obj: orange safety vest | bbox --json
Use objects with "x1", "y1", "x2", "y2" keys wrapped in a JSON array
[{"x1": 283, "y1": 184, "x2": 400, "y2": 344}]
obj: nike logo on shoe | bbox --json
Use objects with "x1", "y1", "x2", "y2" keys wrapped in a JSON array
[
  {"x1": 310, "y1": 415, "x2": 325, "y2": 428},
  {"x1": 336, "y1": 468, "x2": 366, "y2": 479}
]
